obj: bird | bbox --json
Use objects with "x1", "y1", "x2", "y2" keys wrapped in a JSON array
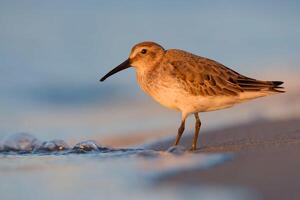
[{"x1": 100, "y1": 41, "x2": 285, "y2": 151}]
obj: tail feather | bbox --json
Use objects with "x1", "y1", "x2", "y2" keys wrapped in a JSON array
[
  {"x1": 270, "y1": 81, "x2": 285, "y2": 93},
  {"x1": 272, "y1": 81, "x2": 284, "y2": 86},
  {"x1": 236, "y1": 78, "x2": 285, "y2": 93}
]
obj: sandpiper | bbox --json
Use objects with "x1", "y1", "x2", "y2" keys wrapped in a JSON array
[{"x1": 100, "y1": 41, "x2": 284, "y2": 151}]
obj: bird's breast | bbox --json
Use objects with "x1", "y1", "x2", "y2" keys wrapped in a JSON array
[{"x1": 136, "y1": 71, "x2": 183, "y2": 110}]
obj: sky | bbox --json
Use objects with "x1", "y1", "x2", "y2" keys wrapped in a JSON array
[{"x1": 0, "y1": 1, "x2": 299, "y2": 140}]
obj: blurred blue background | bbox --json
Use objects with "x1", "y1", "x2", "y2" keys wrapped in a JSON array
[{"x1": 0, "y1": 0, "x2": 299, "y2": 143}]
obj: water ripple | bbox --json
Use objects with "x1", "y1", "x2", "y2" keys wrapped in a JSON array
[{"x1": 0, "y1": 133, "x2": 146, "y2": 156}]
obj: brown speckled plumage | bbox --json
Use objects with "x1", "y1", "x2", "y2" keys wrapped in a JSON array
[{"x1": 145, "y1": 48, "x2": 283, "y2": 97}]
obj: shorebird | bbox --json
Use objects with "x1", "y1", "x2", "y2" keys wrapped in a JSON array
[{"x1": 100, "y1": 41, "x2": 284, "y2": 151}]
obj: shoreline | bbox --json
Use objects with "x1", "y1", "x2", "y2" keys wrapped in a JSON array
[{"x1": 147, "y1": 117, "x2": 300, "y2": 200}]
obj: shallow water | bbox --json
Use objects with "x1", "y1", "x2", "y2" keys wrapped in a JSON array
[{"x1": 0, "y1": 133, "x2": 259, "y2": 200}]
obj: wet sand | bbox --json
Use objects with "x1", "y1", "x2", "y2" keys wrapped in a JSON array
[{"x1": 148, "y1": 118, "x2": 300, "y2": 200}]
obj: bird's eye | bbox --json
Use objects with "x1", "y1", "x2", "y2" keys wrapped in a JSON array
[{"x1": 141, "y1": 49, "x2": 147, "y2": 54}]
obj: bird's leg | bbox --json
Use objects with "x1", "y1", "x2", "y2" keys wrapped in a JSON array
[
  {"x1": 191, "y1": 113, "x2": 201, "y2": 151},
  {"x1": 174, "y1": 119, "x2": 186, "y2": 146}
]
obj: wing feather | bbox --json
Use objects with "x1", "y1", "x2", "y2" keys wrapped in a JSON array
[{"x1": 165, "y1": 49, "x2": 285, "y2": 96}]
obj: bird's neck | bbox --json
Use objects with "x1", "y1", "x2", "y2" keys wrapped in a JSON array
[{"x1": 135, "y1": 65, "x2": 159, "y2": 96}]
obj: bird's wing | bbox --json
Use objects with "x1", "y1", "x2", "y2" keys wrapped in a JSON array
[{"x1": 166, "y1": 49, "x2": 284, "y2": 96}]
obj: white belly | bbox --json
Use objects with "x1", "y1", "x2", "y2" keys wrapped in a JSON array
[{"x1": 144, "y1": 86, "x2": 239, "y2": 114}]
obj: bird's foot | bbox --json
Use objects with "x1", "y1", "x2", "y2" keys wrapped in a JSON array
[{"x1": 189, "y1": 145, "x2": 197, "y2": 152}]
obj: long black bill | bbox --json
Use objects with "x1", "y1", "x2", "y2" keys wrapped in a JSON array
[{"x1": 100, "y1": 59, "x2": 131, "y2": 82}]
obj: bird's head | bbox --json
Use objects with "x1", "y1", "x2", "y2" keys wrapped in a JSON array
[{"x1": 100, "y1": 41, "x2": 165, "y2": 82}]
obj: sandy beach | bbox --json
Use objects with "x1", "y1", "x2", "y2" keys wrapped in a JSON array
[{"x1": 147, "y1": 117, "x2": 300, "y2": 199}]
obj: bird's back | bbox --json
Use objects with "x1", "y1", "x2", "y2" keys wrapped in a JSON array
[{"x1": 160, "y1": 49, "x2": 284, "y2": 98}]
